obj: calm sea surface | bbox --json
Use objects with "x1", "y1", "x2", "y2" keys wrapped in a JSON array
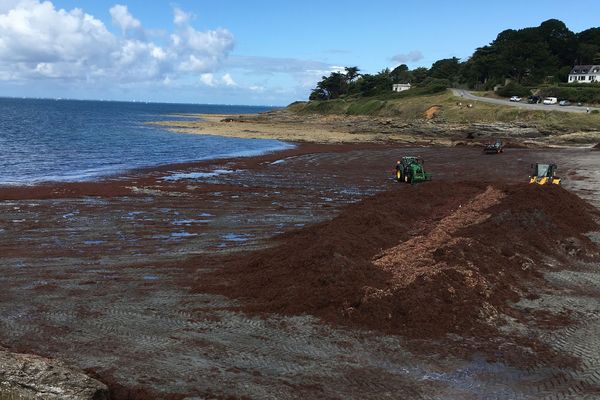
[{"x1": 0, "y1": 98, "x2": 293, "y2": 185}]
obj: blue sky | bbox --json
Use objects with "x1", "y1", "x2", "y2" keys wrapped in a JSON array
[{"x1": 0, "y1": 1, "x2": 597, "y2": 105}]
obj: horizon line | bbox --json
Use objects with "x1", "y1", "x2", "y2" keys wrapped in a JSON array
[{"x1": 0, "y1": 95, "x2": 286, "y2": 108}]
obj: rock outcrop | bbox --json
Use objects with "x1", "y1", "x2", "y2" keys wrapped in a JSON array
[{"x1": 0, "y1": 348, "x2": 109, "y2": 400}]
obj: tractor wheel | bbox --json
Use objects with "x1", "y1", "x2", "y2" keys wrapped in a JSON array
[
  {"x1": 409, "y1": 174, "x2": 414, "y2": 185},
  {"x1": 396, "y1": 171, "x2": 402, "y2": 182}
]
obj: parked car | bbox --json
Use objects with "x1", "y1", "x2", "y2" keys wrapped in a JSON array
[
  {"x1": 543, "y1": 97, "x2": 558, "y2": 105},
  {"x1": 527, "y1": 96, "x2": 541, "y2": 104},
  {"x1": 509, "y1": 96, "x2": 522, "y2": 102},
  {"x1": 559, "y1": 100, "x2": 571, "y2": 106}
]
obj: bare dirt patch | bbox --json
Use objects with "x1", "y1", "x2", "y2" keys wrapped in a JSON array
[{"x1": 424, "y1": 105, "x2": 441, "y2": 120}]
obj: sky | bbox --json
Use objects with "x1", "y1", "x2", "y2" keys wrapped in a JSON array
[{"x1": 0, "y1": 1, "x2": 597, "y2": 105}]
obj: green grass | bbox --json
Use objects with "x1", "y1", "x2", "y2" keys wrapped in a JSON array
[
  {"x1": 346, "y1": 99, "x2": 387, "y2": 115},
  {"x1": 290, "y1": 90, "x2": 600, "y2": 132}
]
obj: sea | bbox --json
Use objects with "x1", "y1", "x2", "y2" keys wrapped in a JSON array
[{"x1": 0, "y1": 97, "x2": 293, "y2": 186}]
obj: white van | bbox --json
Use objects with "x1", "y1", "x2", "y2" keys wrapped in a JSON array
[{"x1": 543, "y1": 97, "x2": 558, "y2": 105}]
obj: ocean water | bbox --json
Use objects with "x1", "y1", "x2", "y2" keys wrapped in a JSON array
[{"x1": 0, "y1": 98, "x2": 293, "y2": 185}]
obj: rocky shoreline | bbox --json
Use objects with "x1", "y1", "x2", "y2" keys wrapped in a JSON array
[
  {"x1": 0, "y1": 348, "x2": 108, "y2": 400},
  {"x1": 151, "y1": 108, "x2": 600, "y2": 147}
]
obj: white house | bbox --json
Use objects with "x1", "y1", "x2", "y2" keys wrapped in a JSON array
[
  {"x1": 568, "y1": 65, "x2": 600, "y2": 83},
  {"x1": 392, "y1": 83, "x2": 411, "y2": 92}
]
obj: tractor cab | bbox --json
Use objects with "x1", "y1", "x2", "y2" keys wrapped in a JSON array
[
  {"x1": 400, "y1": 156, "x2": 422, "y2": 168},
  {"x1": 529, "y1": 163, "x2": 561, "y2": 185}
]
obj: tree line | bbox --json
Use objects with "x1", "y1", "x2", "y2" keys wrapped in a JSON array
[{"x1": 310, "y1": 19, "x2": 600, "y2": 101}]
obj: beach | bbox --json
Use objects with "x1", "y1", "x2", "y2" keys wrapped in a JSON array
[
  {"x1": 150, "y1": 104, "x2": 600, "y2": 147},
  {"x1": 1, "y1": 139, "x2": 600, "y2": 398},
  {"x1": 4, "y1": 2, "x2": 600, "y2": 398}
]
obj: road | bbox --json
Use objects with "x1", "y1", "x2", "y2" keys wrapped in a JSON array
[{"x1": 450, "y1": 88, "x2": 594, "y2": 113}]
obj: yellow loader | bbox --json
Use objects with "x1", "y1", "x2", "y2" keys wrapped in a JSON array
[{"x1": 529, "y1": 163, "x2": 561, "y2": 185}]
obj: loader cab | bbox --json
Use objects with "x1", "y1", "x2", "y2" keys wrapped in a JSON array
[
  {"x1": 530, "y1": 163, "x2": 561, "y2": 185},
  {"x1": 532, "y1": 163, "x2": 556, "y2": 178}
]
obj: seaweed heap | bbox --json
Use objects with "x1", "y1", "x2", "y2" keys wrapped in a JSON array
[{"x1": 197, "y1": 182, "x2": 599, "y2": 339}]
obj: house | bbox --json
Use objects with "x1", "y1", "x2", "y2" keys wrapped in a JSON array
[
  {"x1": 568, "y1": 65, "x2": 600, "y2": 83},
  {"x1": 392, "y1": 83, "x2": 411, "y2": 92}
]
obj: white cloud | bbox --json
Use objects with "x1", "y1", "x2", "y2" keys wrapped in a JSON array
[
  {"x1": 109, "y1": 4, "x2": 141, "y2": 36},
  {"x1": 329, "y1": 66, "x2": 346, "y2": 73},
  {"x1": 199, "y1": 73, "x2": 237, "y2": 88},
  {"x1": 173, "y1": 7, "x2": 191, "y2": 26},
  {"x1": 200, "y1": 73, "x2": 216, "y2": 86},
  {"x1": 0, "y1": 0, "x2": 27, "y2": 13},
  {"x1": 0, "y1": 1, "x2": 343, "y2": 104},
  {"x1": 222, "y1": 73, "x2": 236, "y2": 86},
  {"x1": 34, "y1": 62, "x2": 56, "y2": 77},
  {"x1": 0, "y1": 1, "x2": 235, "y2": 84},
  {"x1": 0, "y1": 1, "x2": 116, "y2": 65},
  {"x1": 171, "y1": 25, "x2": 234, "y2": 73},
  {"x1": 151, "y1": 46, "x2": 167, "y2": 61}
]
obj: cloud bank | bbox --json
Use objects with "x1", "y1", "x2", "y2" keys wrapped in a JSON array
[
  {"x1": 0, "y1": 1, "x2": 344, "y2": 104},
  {"x1": 0, "y1": 1, "x2": 234, "y2": 84}
]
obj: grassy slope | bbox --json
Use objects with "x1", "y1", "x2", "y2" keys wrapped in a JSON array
[{"x1": 288, "y1": 90, "x2": 600, "y2": 133}]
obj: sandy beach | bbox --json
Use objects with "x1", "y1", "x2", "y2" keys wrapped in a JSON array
[
  {"x1": 151, "y1": 112, "x2": 412, "y2": 143},
  {"x1": 149, "y1": 110, "x2": 484, "y2": 145}
]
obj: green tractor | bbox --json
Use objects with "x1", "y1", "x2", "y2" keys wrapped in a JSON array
[{"x1": 395, "y1": 156, "x2": 432, "y2": 184}]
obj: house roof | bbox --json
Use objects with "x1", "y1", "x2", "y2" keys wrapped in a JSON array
[{"x1": 570, "y1": 65, "x2": 600, "y2": 75}]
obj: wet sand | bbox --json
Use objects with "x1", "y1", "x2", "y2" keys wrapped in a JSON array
[{"x1": 1, "y1": 142, "x2": 599, "y2": 399}]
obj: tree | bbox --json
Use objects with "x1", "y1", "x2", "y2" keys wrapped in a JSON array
[
  {"x1": 344, "y1": 66, "x2": 360, "y2": 82},
  {"x1": 309, "y1": 67, "x2": 363, "y2": 99},
  {"x1": 309, "y1": 88, "x2": 327, "y2": 101},
  {"x1": 576, "y1": 44, "x2": 600, "y2": 65},
  {"x1": 411, "y1": 67, "x2": 429, "y2": 84},
  {"x1": 576, "y1": 28, "x2": 600, "y2": 64},
  {"x1": 312, "y1": 71, "x2": 350, "y2": 100},
  {"x1": 539, "y1": 19, "x2": 576, "y2": 66},
  {"x1": 390, "y1": 64, "x2": 411, "y2": 83},
  {"x1": 429, "y1": 57, "x2": 461, "y2": 82},
  {"x1": 464, "y1": 21, "x2": 568, "y2": 86},
  {"x1": 307, "y1": 19, "x2": 600, "y2": 101},
  {"x1": 353, "y1": 69, "x2": 392, "y2": 96}
]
